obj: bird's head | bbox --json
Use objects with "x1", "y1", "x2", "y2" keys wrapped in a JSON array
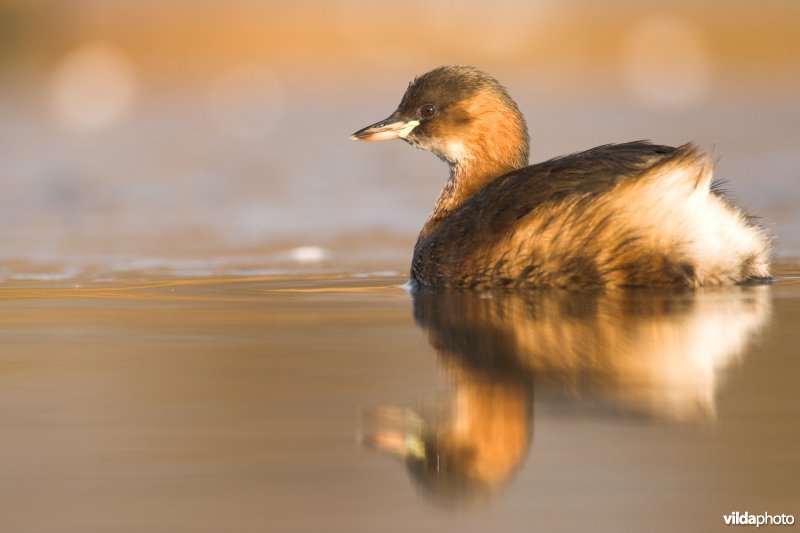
[{"x1": 352, "y1": 66, "x2": 530, "y2": 177}]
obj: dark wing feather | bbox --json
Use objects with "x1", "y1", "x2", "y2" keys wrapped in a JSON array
[
  {"x1": 492, "y1": 140, "x2": 678, "y2": 202},
  {"x1": 449, "y1": 141, "x2": 684, "y2": 233}
]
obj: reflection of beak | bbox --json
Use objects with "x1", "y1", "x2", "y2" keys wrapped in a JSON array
[
  {"x1": 351, "y1": 117, "x2": 419, "y2": 142},
  {"x1": 359, "y1": 406, "x2": 426, "y2": 459}
]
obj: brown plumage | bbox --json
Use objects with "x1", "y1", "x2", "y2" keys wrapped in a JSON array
[{"x1": 352, "y1": 66, "x2": 771, "y2": 288}]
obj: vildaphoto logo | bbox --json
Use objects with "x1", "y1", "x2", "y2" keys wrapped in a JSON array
[{"x1": 723, "y1": 511, "x2": 795, "y2": 527}]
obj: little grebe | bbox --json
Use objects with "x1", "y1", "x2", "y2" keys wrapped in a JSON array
[{"x1": 352, "y1": 66, "x2": 771, "y2": 288}]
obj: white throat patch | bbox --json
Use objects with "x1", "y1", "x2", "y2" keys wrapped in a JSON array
[{"x1": 445, "y1": 140, "x2": 471, "y2": 163}]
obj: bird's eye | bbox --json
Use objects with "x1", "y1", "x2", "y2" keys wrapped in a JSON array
[{"x1": 419, "y1": 103, "x2": 437, "y2": 119}]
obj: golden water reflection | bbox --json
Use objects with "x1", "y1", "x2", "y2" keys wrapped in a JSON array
[{"x1": 363, "y1": 286, "x2": 771, "y2": 505}]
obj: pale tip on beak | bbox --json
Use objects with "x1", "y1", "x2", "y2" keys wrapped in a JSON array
[{"x1": 351, "y1": 119, "x2": 420, "y2": 142}]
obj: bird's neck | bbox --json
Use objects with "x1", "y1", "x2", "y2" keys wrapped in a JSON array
[
  {"x1": 419, "y1": 150, "x2": 526, "y2": 241},
  {"x1": 418, "y1": 97, "x2": 529, "y2": 241}
]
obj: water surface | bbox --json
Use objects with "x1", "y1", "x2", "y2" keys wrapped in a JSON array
[{"x1": 1, "y1": 270, "x2": 798, "y2": 532}]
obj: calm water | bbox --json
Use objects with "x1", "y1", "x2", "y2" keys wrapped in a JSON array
[{"x1": 1, "y1": 269, "x2": 798, "y2": 532}]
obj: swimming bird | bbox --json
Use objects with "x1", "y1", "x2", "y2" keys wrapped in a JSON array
[{"x1": 351, "y1": 66, "x2": 771, "y2": 288}]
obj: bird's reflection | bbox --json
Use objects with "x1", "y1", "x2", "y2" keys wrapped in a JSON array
[{"x1": 362, "y1": 286, "x2": 770, "y2": 506}]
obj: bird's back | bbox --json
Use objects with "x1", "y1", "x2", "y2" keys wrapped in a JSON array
[{"x1": 412, "y1": 142, "x2": 770, "y2": 288}]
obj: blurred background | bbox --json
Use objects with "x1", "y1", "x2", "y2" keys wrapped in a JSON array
[{"x1": 0, "y1": 0, "x2": 798, "y2": 279}]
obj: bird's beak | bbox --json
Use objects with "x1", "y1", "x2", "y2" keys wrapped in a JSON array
[
  {"x1": 351, "y1": 116, "x2": 419, "y2": 142},
  {"x1": 359, "y1": 406, "x2": 426, "y2": 460}
]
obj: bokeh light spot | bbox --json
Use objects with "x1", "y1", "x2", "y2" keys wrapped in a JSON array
[
  {"x1": 289, "y1": 246, "x2": 327, "y2": 263},
  {"x1": 51, "y1": 42, "x2": 137, "y2": 130}
]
